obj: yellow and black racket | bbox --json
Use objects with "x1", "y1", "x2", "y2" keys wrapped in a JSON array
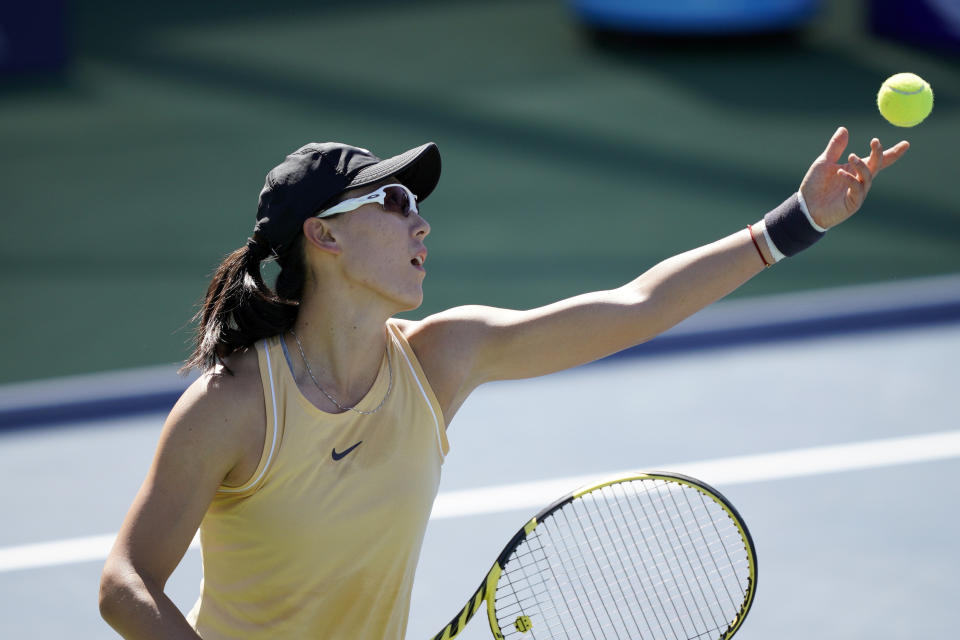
[{"x1": 429, "y1": 471, "x2": 757, "y2": 640}]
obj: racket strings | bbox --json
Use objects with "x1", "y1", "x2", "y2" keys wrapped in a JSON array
[
  {"x1": 497, "y1": 538, "x2": 742, "y2": 640},
  {"x1": 497, "y1": 535, "x2": 567, "y2": 633},
  {"x1": 617, "y1": 482, "x2": 700, "y2": 638},
  {"x1": 493, "y1": 479, "x2": 752, "y2": 640},
  {"x1": 577, "y1": 494, "x2": 654, "y2": 638},
  {"x1": 506, "y1": 509, "x2": 744, "y2": 598},
  {"x1": 499, "y1": 523, "x2": 739, "y2": 639},
  {"x1": 690, "y1": 490, "x2": 742, "y2": 615},
  {"x1": 648, "y1": 482, "x2": 732, "y2": 634}
]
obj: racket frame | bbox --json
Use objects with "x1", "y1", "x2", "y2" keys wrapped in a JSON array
[{"x1": 429, "y1": 471, "x2": 757, "y2": 640}]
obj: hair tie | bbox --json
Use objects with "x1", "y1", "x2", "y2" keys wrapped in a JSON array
[{"x1": 245, "y1": 236, "x2": 271, "y2": 259}]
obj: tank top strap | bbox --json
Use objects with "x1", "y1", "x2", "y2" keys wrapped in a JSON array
[
  {"x1": 214, "y1": 336, "x2": 284, "y2": 497},
  {"x1": 386, "y1": 320, "x2": 449, "y2": 460}
]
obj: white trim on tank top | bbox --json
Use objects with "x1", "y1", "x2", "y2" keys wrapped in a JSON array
[
  {"x1": 389, "y1": 331, "x2": 446, "y2": 461},
  {"x1": 218, "y1": 340, "x2": 281, "y2": 493}
]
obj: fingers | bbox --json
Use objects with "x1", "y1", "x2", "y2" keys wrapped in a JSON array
[
  {"x1": 836, "y1": 152, "x2": 872, "y2": 212},
  {"x1": 837, "y1": 168, "x2": 863, "y2": 194},
  {"x1": 818, "y1": 128, "x2": 909, "y2": 215},
  {"x1": 824, "y1": 129, "x2": 910, "y2": 173},
  {"x1": 846, "y1": 152, "x2": 874, "y2": 191},
  {"x1": 867, "y1": 138, "x2": 911, "y2": 174},
  {"x1": 822, "y1": 126, "x2": 849, "y2": 163},
  {"x1": 881, "y1": 140, "x2": 910, "y2": 170},
  {"x1": 865, "y1": 138, "x2": 883, "y2": 175}
]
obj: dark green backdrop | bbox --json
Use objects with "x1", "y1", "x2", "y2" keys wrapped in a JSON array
[{"x1": 1, "y1": 0, "x2": 957, "y2": 384}]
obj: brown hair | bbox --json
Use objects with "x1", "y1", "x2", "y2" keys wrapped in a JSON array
[{"x1": 180, "y1": 233, "x2": 306, "y2": 374}]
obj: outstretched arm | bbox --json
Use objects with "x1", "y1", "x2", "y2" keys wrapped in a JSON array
[{"x1": 406, "y1": 128, "x2": 909, "y2": 422}]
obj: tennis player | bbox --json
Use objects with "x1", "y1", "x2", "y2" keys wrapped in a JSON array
[{"x1": 99, "y1": 127, "x2": 908, "y2": 639}]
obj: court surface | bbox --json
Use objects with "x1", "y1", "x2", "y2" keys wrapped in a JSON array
[{"x1": 1, "y1": 284, "x2": 958, "y2": 639}]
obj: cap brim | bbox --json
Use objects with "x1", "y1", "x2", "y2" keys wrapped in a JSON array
[{"x1": 347, "y1": 142, "x2": 441, "y2": 203}]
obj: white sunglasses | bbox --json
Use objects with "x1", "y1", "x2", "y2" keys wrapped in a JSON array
[{"x1": 315, "y1": 183, "x2": 419, "y2": 219}]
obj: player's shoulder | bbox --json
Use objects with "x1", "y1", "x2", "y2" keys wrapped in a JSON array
[
  {"x1": 146, "y1": 347, "x2": 266, "y2": 495},
  {"x1": 394, "y1": 305, "x2": 498, "y2": 339},
  {"x1": 167, "y1": 347, "x2": 266, "y2": 441},
  {"x1": 392, "y1": 307, "x2": 514, "y2": 426},
  {"x1": 184, "y1": 347, "x2": 261, "y2": 405},
  {"x1": 393, "y1": 307, "x2": 509, "y2": 357},
  {"x1": 391, "y1": 307, "x2": 499, "y2": 377}
]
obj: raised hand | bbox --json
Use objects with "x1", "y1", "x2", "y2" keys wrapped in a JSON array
[{"x1": 799, "y1": 127, "x2": 910, "y2": 230}]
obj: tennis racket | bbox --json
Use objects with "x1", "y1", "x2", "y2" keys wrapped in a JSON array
[{"x1": 429, "y1": 471, "x2": 757, "y2": 640}]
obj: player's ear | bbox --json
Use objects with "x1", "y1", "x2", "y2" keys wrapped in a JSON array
[{"x1": 302, "y1": 218, "x2": 341, "y2": 255}]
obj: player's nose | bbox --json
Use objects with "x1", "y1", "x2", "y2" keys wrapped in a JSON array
[{"x1": 413, "y1": 214, "x2": 430, "y2": 238}]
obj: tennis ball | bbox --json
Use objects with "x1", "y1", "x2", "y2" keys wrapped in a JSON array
[{"x1": 877, "y1": 73, "x2": 933, "y2": 127}]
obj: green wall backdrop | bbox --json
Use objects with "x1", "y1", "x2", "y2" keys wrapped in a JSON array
[{"x1": 1, "y1": 0, "x2": 957, "y2": 384}]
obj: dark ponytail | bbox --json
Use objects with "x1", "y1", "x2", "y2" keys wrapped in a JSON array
[{"x1": 180, "y1": 233, "x2": 306, "y2": 374}]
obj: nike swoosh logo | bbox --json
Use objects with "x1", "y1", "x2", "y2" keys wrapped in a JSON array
[{"x1": 332, "y1": 441, "x2": 363, "y2": 461}]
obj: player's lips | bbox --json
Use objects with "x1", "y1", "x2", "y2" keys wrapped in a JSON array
[{"x1": 411, "y1": 249, "x2": 427, "y2": 271}]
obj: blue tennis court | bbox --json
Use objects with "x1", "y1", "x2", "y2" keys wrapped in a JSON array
[{"x1": 1, "y1": 277, "x2": 957, "y2": 639}]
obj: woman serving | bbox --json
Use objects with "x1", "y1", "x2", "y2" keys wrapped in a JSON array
[{"x1": 99, "y1": 128, "x2": 908, "y2": 639}]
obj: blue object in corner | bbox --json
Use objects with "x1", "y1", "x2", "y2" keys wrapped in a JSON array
[{"x1": 570, "y1": 0, "x2": 822, "y2": 34}]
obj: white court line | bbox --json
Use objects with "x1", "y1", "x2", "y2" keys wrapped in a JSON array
[{"x1": 2, "y1": 430, "x2": 959, "y2": 573}]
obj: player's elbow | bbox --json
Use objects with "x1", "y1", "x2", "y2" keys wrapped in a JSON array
[
  {"x1": 98, "y1": 557, "x2": 141, "y2": 626},
  {"x1": 98, "y1": 563, "x2": 125, "y2": 622},
  {"x1": 612, "y1": 285, "x2": 665, "y2": 344}
]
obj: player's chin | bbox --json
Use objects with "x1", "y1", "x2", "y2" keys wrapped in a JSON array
[{"x1": 394, "y1": 287, "x2": 425, "y2": 312}]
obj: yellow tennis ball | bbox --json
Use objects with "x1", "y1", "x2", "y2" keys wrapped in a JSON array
[{"x1": 877, "y1": 73, "x2": 933, "y2": 127}]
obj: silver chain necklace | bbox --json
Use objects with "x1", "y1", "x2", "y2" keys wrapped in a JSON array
[{"x1": 289, "y1": 329, "x2": 393, "y2": 415}]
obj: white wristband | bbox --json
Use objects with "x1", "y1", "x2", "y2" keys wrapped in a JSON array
[
  {"x1": 760, "y1": 223, "x2": 786, "y2": 263},
  {"x1": 797, "y1": 190, "x2": 827, "y2": 233}
]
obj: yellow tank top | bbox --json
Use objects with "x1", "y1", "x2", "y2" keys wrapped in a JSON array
[{"x1": 187, "y1": 320, "x2": 449, "y2": 639}]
